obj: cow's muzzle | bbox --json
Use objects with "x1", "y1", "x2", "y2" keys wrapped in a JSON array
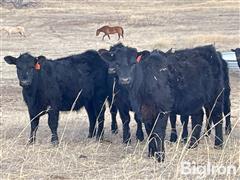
[
  {"x1": 20, "y1": 80, "x2": 31, "y2": 87},
  {"x1": 119, "y1": 77, "x2": 131, "y2": 85}
]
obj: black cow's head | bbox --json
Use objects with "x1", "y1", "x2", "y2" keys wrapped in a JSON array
[
  {"x1": 231, "y1": 48, "x2": 240, "y2": 57},
  {"x1": 4, "y1": 53, "x2": 44, "y2": 87},
  {"x1": 99, "y1": 43, "x2": 126, "y2": 74},
  {"x1": 231, "y1": 48, "x2": 240, "y2": 68},
  {"x1": 112, "y1": 47, "x2": 140, "y2": 85}
]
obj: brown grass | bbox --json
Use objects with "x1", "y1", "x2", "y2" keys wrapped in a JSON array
[{"x1": 0, "y1": 0, "x2": 240, "y2": 179}]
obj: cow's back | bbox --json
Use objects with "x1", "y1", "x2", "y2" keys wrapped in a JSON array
[{"x1": 37, "y1": 51, "x2": 108, "y2": 111}]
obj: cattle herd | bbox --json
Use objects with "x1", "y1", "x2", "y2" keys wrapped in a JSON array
[{"x1": 4, "y1": 43, "x2": 240, "y2": 162}]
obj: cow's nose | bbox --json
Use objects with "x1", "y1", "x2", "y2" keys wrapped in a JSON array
[
  {"x1": 108, "y1": 68, "x2": 116, "y2": 74},
  {"x1": 119, "y1": 77, "x2": 131, "y2": 85}
]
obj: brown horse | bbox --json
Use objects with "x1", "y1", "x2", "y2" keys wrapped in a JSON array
[{"x1": 96, "y1": 26, "x2": 124, "y2": 40}]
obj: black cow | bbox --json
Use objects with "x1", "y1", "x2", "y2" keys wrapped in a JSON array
[
  {"x1": 164, "y1": 50, "x2": 231, "y2": 143},
  {"x1": 99, "y1": 43, "x2": 149, "y2": 143},
  {"x1": 4, "y1": 51, "x2": 108, "y2": 145},
  {"x1": 108, "y1": 45, "x2": 225, "y2": 162},
  {"x1": 231, "y1": 48, "x2": 240, "y2": 68}
]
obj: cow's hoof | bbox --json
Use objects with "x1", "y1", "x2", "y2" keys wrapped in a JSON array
[
  {"x1": 123, "y1": 138, "x2": 131, "y2": 144},
  {"x1": 96, "y1": 135, "x2": 104, "y2": 142},
  {"x1": 27, "y1": 138, "x2": 35, "y2": 145},
  {"x1": 181, "y1": 138, "x2": 188, "y2": 144},
  {"x1": 51, "y1": 140, "x2": 59, "y2": 147},
  {"x1": 188, "y1": 140, "x2": 199, "y2": 149},
  {"x1": 111, "y1": 129, "x2": 118, "y2": 134},
  {"x1": 214, "y1": 144, "x2": 223, "y2": 150},
  {"x1": 87, "y1": 134, "x2": 93, "y2": 138},
  {"x1": 51, "y1": 135, "x2": 59, "y2": 146},
  {"x1": 225, "y1": 127, "x2": 231, "y2": 135},
  {"x1": 88, "y1": 130, "x2": 96, "y2": 138},
  {"x1": 155, "y1": 152, "x2": 165, "y2": 163},
  {"x1": 205, "y1": 130, "x2": 212, "y2": 137},
  {"x1": 170, "y1": 133, "x2": 178, "y2": 143},
  {"x1": 136, "y1": 131, "x2": 144, "y2": 142}
]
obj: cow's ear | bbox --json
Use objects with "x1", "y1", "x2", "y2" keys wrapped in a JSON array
[
  {"x1": 99, "y1": 51, "x2": 113, "y2": 62},
  {"x1": 98, "y1": 49, "x2": 108, "y2": 55},
  {"x1": 166, "y1": 48, "x2": 173, "y2": 54},
  {"x1": 37, "y1": 55, "x2": 46, "y2": 61},
  {"x1": 231, "y1": 49, "x2": 236, "y2": 52},
  {"x1": 137, "y1": 50, "x2": 150, "y2": 62},
  {"x1": 4, "y1": 56, "x2": 17, "y2": 65},
  {"x1": 37, "y1": 55, "x2": 46, "y2": 59},
  {"x1": 137, "y1": 50, "x2": 150, "y2": 57}
]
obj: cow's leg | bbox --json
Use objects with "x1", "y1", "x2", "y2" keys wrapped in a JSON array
[
  {"x1": 169, "y1": 113, "x2": 177, "y2": 142},
  {"x1": 180, "y1": 115, "x2": 189, "y2": 143},
  {"x1": 189, "y1": 109, "x2": 204, "y2": 148},
  {"x1": 108, "y1": 97, "x2": 118, "y2": 134},
  {"x1": 134, "y1": 113, "x2": 144, "y2": 141},
  {"x1": 118, "y1": 33, "x2": 120, "y2": 40},
  {"x1": 143, "y1": 120, "x2": 154, "y2": 156},
  {"x1": 107, "y1": 34, "x2": 110, "y2": 40},
  {"x1": 48, "y1": 110, "x2": 59, "y2": 146},
  {"x1": 95, "y1": 100, "x2": 106, "y2": 140},
  {"x1": 28, "y1": 113, "x2": 40, "y2": 145},
  {"x1": 118, "y1": 107, "x2": 131, "y2": 143},
  {"x1": 205, "y1": 107, "x2": 212, "y2": 136},
  {"x1": 211, "y1": 101, "x2": 224, "y2": 149},
  {"x1": 110, "y1": 104, "x2": 118, "y2": 134},
  {"x1": 85, "y1": 103, "x2": 97, "y2": 138},
  {"x1": 149, "y1": 113, "x2": 169, "y2": 162},
  {"x1": 224, "y1": 92, "x2": 231, "y2": 135}
]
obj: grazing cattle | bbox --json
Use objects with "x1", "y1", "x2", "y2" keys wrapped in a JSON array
[
  {"x1": 99, "y1": 43, "x2": 149, "y2": 143},
  {"x1": 108, "y1": 45, "x2": 225, "y2": 162},
  {"x1": 1, "y1": 26, "x2": 25, "y2": 37},
  {"x1": 96, "y1": 26, "x2": 124, "y2": 40},
  {"x1": 4, "y1": 51, "x2": 108, "y2": 145},
  {"x1": 231, "y1": 48, "x2": 240, "y2": 68}
]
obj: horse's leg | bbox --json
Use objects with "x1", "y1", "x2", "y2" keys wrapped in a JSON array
[
  {"x1": 19, "y1": 31, "x2": 24, "y2": 37},
  {"x1": 118, "y1": 33, "x2": 120, "y2": 40},
  {"x1": 102, "y1": 34, "x2": 106, "y2": 40},
  {"x1": 107, "y1": 34, "x2": 110, "y2": 40}
]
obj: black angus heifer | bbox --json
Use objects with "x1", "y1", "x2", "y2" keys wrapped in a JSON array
[
  {"x1": 162, "y1": 49, "x2": 232, "y2": 143},
  {"x1": 99, "y1": 44, "x2": 149, "y2": 143},
  {"x1": 4, "y1": 51, "x2": 108, "y2": 145},
  {"x1": 112, "y1": 45, "x2": 224, "y2": 162},
  {"x1": 153, "y1": 49, "x2": 189, "y2": 143},
  {"x1": 231, "y1": 48, "x2": 240, "y2": 68}
]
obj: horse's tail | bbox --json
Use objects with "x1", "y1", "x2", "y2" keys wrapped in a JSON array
[{"x1": 121, "y1": 27, "x2": 124, "y2": 38}]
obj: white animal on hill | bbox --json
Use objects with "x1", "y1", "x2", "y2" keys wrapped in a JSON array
[{"x1": 0, "y1": 26, "x2": 26, "y2": 37}]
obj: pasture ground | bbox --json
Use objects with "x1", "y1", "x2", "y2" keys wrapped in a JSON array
[{"x1": 1, "y1": 0, "x2": 240, "y2": 179}]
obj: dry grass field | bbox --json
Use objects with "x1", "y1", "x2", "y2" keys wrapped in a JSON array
[{"x1": 0, "y1": 0, "x2": 240, "y2": 179}]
